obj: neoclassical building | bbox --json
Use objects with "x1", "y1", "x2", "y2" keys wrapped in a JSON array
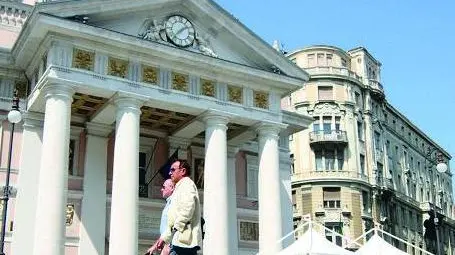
[
  {"x1": 283, "y1": 45, "x2": 454, "y2": 254},
  {"x1": 0, "y1": 0, "x2": 313, "y2": 255}
]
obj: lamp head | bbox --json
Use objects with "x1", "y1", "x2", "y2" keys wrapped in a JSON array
[
  {"x1": 436, "y1": 162, "x2": 448, "y2": 173},
  {"x1": 8, "y1": 109, "x2": 22, "y2": 124}
]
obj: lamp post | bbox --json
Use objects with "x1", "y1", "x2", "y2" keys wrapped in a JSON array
[
  {"x1": 425, "y1": 147, "x2": 448, "y2": 255},
  {"x1": 0, "y1": 90, "x2": 21, "y2": 255}
]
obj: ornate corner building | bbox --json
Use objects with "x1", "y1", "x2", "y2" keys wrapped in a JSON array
[{"x1": 283, "y1": 45, "x2": 454, "y2": 254}]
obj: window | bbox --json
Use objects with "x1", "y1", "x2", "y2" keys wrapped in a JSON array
[
  {"x1": 362, "y1": 190, "x2": 370, "y2": 215},
  {"x1": 386, "y1": 140, "x2": 391, "y2": 157},
  {"x1": 315, "y1": 150, "x2": 323, "y2": 171},
  {"x1": 313, "y1": 122, "x2": 320, "y2": 131},
  {"x1": 384, "y1": 113, "x2": 388, "y2": 123},
  {"x1": 354, "y1": 92, "x2": 361, "y2": 106},
  {"x1": 357, "y1": 121, "x2": 363, "y2": 140},
  {"x1": 308, "y1": 54, "x2": 315, "y2": 66},
  {"x1": 315, "y1": 149, "x2": 343, "y2": 171},
  {"x1": 246, "y1": 156, "x2": 259, "y2": 199},
  {"x1": 318, "y1": 86, "x2": 333, "y2": 101},
  {"x1": 323, "y1": 116, "x2": 332, "y2": 134},
  {"x1": 374, "y1": 131, "x2": 381, "y2": 151},
  {"x1": 327, "y1": 54, "x2": 333, "y2": 66},
  {"x1": 292, "y1": 190, "x2": 296, "y2": 210},
  {"x1": 360, "y1": 155, "x2": 365, "y2": 174},
  {"x1": 139, "y1": 152, "x2": 148, "y2": 197},
  {"x1": 317, "y1": 53, "x2": 325, "y2": 65},
  {"x1": 323, "y1": 187, "x2": 341, "y2": 208},
  {"x1": 326, "y1": 150, "x2": 335, "y2": 170},
  {"x1": 341, "y1": 58, "x2": 347, "y2": 67},
  {"x1": 325, "y1": 222, "x2": 343, "y2": 246},
  {"x1": 335, "y1": 117, "x2": 341, "y2": 131},
  {"x1": 337, "y1": 149, "x2": 344, "y2": 170}
]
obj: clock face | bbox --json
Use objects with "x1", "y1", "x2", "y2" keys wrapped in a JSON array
[{"x1": 165, "y1": 15, "x2": 195, "y2": 47}]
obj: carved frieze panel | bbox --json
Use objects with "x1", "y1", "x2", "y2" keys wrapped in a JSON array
[
  {"x1": 253, "y1": 90, "x2": 269, "y2": 109},
  {"x1": 172, "y1": 72, "x2": 189, "y2": 92},
  {"x1": 201, "y1": 79, "x2": 215, "y2": 97},
  {"x1": 108, "y1": 57, "x2": 128, "y2": 78},
  {"x1": 228, "y1": 85, "x2": 242, "y2": 104},
  {"x1": 312, "y1": 103, "x2": 341, "y2": 115},
  {"x1": 72, "y1": 48, "x2": 94, "y2": 71},
  {"x1": 142, "y1": 65, "x2": 159, "y2": 85},
  {"x1": 239, "y1": 221, "x2": 259, "y2": 242}
]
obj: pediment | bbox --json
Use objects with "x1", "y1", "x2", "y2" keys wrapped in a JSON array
[{"x1": 32, "y1": 0, "x2": 308, "y2": 80}]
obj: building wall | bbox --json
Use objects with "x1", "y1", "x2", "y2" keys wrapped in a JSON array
[{"x1": 286, "y1": 45, "x2": 454, "y2": 254}]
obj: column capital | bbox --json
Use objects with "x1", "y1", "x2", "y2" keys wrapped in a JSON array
[
  {"x1": 86, "y1": 122, "x2": 113, "y2": 137},
  {"x1": 113, "y1": 96, "x2": 143, "y2": 114},
  {"x1": 255, "y1": 122, "x2": 286, "y2": 138},
  {"x1": 201, "y1": 110, "x2": 230, "y2": 129},
  {"x1": 43, "y1": 84, "x2": 75, "y2": 101}
]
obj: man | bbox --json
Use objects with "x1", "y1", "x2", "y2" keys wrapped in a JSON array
[
  {"x1": 146, "y1": 179, "x2": 174, "y2": 255},
  {"x1": 155, "y1": 159, "x2": 202, "y2": 255}
]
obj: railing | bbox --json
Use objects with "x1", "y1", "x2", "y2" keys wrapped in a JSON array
[
  {"x1": 0, "y1": 1, "x2": 32, "y2": 29},
  {"x1": 309, "y1": 130, "x2": 348, "y2": 144},
  {"x1": 368, "y1": 79, "x2": 384, "y2": 93},
  {"x1": 292, "y1": 170, "x2": 369, "y2": 182},
  {"x1": 305, "y1": 66, "x2": 363, "y2": 82}
]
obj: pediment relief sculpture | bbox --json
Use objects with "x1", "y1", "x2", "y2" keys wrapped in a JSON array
[{"x1": 139, "y1": 15, "x2": 218, "y2": 58}]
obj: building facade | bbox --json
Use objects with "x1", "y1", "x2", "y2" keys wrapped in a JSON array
[
  {"x1": 283, "y1": 45, "x2": 454, "y2": 254},
  {"x1": 0, "y1": 1, "x2": 314, "y2": 255}
]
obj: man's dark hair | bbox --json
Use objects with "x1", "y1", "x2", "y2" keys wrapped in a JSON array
[{"x1": 174, "y1": 159, "x2": 191, "y2": 177}]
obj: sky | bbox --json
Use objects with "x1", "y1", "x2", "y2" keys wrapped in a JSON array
[{"x1": 214, "y1": 0, "x2": 455, "y2": 172}]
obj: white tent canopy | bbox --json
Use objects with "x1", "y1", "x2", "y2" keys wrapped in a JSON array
[
  {"x1": 354, "y1": 235, "x2": 408, "y2": 255},
  {"x1": 277, "y1": 229, "x2": 354, "y2": 255}
]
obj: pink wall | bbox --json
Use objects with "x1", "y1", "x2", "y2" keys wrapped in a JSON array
[
  {"x1": 236, "y1": 151, "x2": 247, "y2": 196},
  {"x1": 0, "y1": 29, "x2": 19, "y2": 49},
  {"x1": 77, "y1": 130, "x2": 87, "y2": 177}
]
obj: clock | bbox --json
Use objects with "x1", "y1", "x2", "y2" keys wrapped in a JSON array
[{"x1": 165, "y1": 15, "x2": 195, "y2": 47}]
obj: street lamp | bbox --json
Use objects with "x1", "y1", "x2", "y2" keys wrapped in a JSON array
[
  {"x1": 0, "y1": 90, "x2": 21, "y2": 255},
  {"x1": 425, "y1": 147, "x2": 448, "y2": 255}
]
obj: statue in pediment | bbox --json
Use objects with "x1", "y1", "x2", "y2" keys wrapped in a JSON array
[
  {"x1": 140, "y1": 19, "x2": 167, "y2": 42},
  {"x1": 195, "y1": 32, "x2": 218, "y2": 58}
]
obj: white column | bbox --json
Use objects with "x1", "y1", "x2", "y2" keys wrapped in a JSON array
[
  {"x1": 203, "y1": 114, "x2": 230, "y2": 255},
  {"x1": 108, "y1": 97, "x2": 142, "y2": 255},
  {"x1": 33, "y1": 85, "x2": 75, "y2": 255},
  {"x1": 79, "y1": 123, "x2": 111, "y2": 255},
  {"x1": 257, "y1": 124, "x2": 283, "y2": 255},
  {"x1": 11, "y1": 113, "x2": 44, "y2": 255},
  {"x1": 279, "y1": 135, "x2": 293, "y2": 248},
  {"x1": 227, "y1": 146, "x2": 239, "y2": 255}
]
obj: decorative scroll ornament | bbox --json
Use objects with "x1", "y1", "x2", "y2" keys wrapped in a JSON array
[
  {"x1": 139, "y1": 18, "x2": 218, "y2": 58},
  {"x1": 228, "y1": 85, "x2": 242, "y2": 103}
]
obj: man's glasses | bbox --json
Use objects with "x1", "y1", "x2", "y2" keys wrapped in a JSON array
[{"x1": 169, "y1": 167, "x2": 184, "y2": 174}]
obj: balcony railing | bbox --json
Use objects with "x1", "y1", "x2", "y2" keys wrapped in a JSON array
[
  {"x1": 368, "y1": 79, "x2": 384, "y2": 94},
  {"x1": 292, "y1": 170, "x2": 369, "y2": 183},
  {"x1": 305, "y1": 66, "x2": 363, "y2": 82},
  {"x1": 309, "y1": 130, "x2": 348, "y2": 145}
]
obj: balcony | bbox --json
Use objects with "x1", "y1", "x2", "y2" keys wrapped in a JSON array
[
  {"x1": 309, "y1": 130, "x2": 348, "y2": 146},
  {"x1": 292, "y1": 170, "x2": 369, "y2": 183},
  {"x1": 368, "y1": 79, "x2": 385, "y2": 99},
  {"x1": 305, "y1": 66, "x2": 363, "y2": 83}
]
